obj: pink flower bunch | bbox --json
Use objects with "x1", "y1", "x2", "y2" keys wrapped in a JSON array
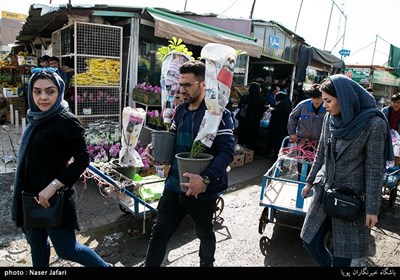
[
  {"x1": 87, "y1": 142, "x2": 121, "y2": 163},
  {"x1": 135, "y1": 141, "x2": 150, "y2": 169},
  {"x1": 135, "y1": 82, "x2": 161, "y2": 94},
  {"x1": 147, "y1": 109, "x2": 163, "y2": 126}
]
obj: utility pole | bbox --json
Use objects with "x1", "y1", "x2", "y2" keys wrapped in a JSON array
[
  {"x1": 323, "y1": 1, "x2": 334, "y2": 50},
  {"x1": 184, "y1": 0, "x2": 187, "y2": 11},
  {"x1": 249, "y1": 0, "x2": 256, "y2": 19},
  {"x1": 371, "y1": 34, "x2": 378, "y2": 66},
  {"x1": 294, "y1": 0, "x2": 304, "y2": 33}
]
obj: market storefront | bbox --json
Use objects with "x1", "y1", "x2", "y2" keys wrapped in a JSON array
[
  {"x1": 345, "y1": 65, "x2": 400, "y2": 108},
  {"x1": 251, "y1": 21, "x2": 303, "y2": 97}
]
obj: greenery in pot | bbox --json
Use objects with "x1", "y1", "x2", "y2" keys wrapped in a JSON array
[{"x1": 190, "y1": 140, "x2": 206, "y2": 159}]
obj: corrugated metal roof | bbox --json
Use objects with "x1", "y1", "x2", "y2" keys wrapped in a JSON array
[{"x1": 15, "y1": 4, "x2": 144, "y2": 44}]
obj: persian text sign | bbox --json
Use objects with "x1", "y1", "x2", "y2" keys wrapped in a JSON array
[
  {"x1": 372, "y1": 69, "x2": 400, "y2": 86},
  {"x1": 344, "y1": 68, "x2": 370, "y2": 84}
]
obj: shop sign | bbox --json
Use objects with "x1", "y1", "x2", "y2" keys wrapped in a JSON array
[
  {"x1": 269, "y1": 35, "x2": 280, "y2": 49},
  {"x1": 339, "y1": 49, "x2": 351, "y2": 57},
  {"x1": 344, "y1": 68, "x2": 370, "y2": 84},
  {"x1": 372, "y1": 69, "x2": 400, "y2": 86},
  {"x1": 1, "y1": 11, "x2": 27, "y2": 21}
]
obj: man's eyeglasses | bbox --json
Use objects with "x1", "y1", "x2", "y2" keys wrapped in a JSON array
[
  {"x1": 31, "y1": 67, "x2": 58, "y2": 74},
  {"x1": 179, "y1": 81, "x2": 202, "y2": 90}
]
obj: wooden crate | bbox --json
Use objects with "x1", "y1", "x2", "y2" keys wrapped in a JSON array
[
  {"x1": 244, "y1": 148, "x2": 254, "y2": 164},
  {"x1": 229, "y1": 154, "x2": 244, "y2": 168}
]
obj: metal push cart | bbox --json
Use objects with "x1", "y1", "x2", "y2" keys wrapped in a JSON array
[
  {"x1": 258, "y1": 137, "x2": 399, "y2": 234},
  {"x1": 84, "y1": 163, "x2": 225, "y2": 222},
  {"x1": 85, "y1": 163, "x2": 162, "y2": 218},
  {"x1": 382, "y1": 165, "x2": 400, "y2": 206},
  {"x1": 258, "y1": 137, "x2": 316, "y2": 234}
]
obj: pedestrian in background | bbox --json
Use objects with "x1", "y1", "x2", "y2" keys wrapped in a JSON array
[
  {"x1": 288, "y1": 83, "x2": 326, "y2": 143},
  {"x1": 287, "y1": 83, "x2": 326, "y2": 179},
  {"x1": 38, "y1": 55, "x2": 50, "y2": 67},
  {"x1": 144, "y1": 61, "x2": 235, "y2": 267},
  {"x1": 11, "y1": 68, "x2": 111, "y2": 267},
  {"x1": 382, "y1": 93, "x2": 400, "y2": 134},
  {"x1": 237, "y1": 82, "x2": 265, "y2": 151},
  {"x1": 301, "y1": 74, "x2": 393, "y2": 267},
  {"x1": 49, "y1": 56, "x2": 74, "y2": 99},
  {"x1": 267, "y1": 90, "x2": 291, "y2": 160}
]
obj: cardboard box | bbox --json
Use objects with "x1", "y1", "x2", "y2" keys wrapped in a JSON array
[
  {"x1": 244, "y1": 148, "x2": 254, "y2": 164},
  {"x1": 229, "y1": 154, "x2": 244, "y2": 168},
  {"x1": 155, "y1": 164, "x2": 170, "y2": 178},
  {"x1": 3, "y1": 88, "x2": 19, "y2": 98}
]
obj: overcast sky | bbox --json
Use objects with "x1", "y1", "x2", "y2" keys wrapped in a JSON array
[{"x1": 2, "y1": 0, "x2": 399, "y2": 66}]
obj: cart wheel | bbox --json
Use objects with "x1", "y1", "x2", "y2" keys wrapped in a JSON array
[
  {"x1": 119, "y1": 204, "x2": 132, "y2": 215},
  {"x1": 389, "y1": 187, "x2": 397, "y2": 206},
  {"x1": 258, "y1": 208, "x2": 269, "y2": 234},
  {"x1": 213, "y1": 196, "x2": 224, "y2": 220}
]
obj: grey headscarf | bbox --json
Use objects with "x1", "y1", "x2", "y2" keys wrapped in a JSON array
[{"x1": 329, "y1": 74, "x2": 394, "y2": 161}]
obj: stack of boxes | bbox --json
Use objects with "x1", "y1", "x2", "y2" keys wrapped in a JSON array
[{"x1": 229, "y1": 148, "x2": 254, "y2": 168}]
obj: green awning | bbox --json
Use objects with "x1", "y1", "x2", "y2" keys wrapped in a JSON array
[{"x1": 146, "y1": 8, "x2": 262, "y2": 58}]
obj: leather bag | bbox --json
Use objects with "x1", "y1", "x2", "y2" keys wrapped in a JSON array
[
  {"x1": 21, "y1": 191, "x2": 64, "y2": 228},
  {"x1": 323, "y1": 187, "x2": 362, "y2": 222}
]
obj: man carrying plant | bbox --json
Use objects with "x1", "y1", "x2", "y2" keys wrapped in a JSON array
[{"x1": 144, "y1": 60, "x2": 235, "y2": 267}]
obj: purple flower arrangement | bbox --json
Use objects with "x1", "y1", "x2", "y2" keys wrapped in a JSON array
[
  {"x1": 70, "y1": 91, "x2": 119, "y2": 103},
  {"x1": 85, "y1": 121, "x2": 122, "y2": 163},
  {"x1": 135, "y1": 82, "x2": 161, "y2": 93}
]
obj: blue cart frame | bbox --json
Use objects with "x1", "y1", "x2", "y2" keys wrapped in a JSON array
[
  {"x1": 258, "y1": 137, "x2": 313, "y2": 233},
  {"x1": 86, "y1": 164, "x2": 225, "y2": 222}
]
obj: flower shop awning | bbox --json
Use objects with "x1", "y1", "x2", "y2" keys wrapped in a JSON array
[{"x1": 146, "y1": 8, "x2": 262, "y2": 58}]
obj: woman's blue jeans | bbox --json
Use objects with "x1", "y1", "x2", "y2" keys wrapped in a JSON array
[
  {"x1": 23, "y1": 226, "x2": 110, "y2": 267},
  {"x1": 303, "y1": 217, "x2": 352, "y2": 267},
  {"x1": 145, "y1": 188, "x2": 216, "y2": 267}
]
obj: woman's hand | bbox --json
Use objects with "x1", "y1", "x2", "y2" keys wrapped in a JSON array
[
  {"x1": 36, "y1": 186, "x2": 58, "y2": 209},
  {"x1": 365, "y1": 214, "x2": 378, "y2": 229},
  {"x1": 301, "y1": 183, "x2": 313, "y2": 199}
]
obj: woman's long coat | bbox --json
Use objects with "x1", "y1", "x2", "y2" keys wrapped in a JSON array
[{"x1": 301, "y1": 114, "x2": 386, "y2": 259}]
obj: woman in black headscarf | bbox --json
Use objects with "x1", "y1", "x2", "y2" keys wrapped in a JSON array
[
  {"x1": 267, "y1": 91, "x2": 292, "y2": 160},
  {"x1": 237, "y1": 82, "x2": 265, "y2": 151}
]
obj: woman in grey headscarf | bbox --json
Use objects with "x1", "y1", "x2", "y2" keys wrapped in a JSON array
[{"x1": 300, "y1": 74, "x2": 393, "y2": 267}]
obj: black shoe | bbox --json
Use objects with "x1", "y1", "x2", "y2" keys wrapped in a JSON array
[{"x1": 200, "y1": 261, "x2": 214, "y2": 267}]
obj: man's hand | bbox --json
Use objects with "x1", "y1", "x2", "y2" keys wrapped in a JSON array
[{"x1": 180, "y1": 173, "x2": 207, "y2": 198}]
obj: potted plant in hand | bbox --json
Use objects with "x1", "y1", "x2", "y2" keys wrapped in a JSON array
[{"x1": 175, "y1": 140, "x2": 214, "y2": 192}]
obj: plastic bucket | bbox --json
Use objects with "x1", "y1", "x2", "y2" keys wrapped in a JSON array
[
  {"x1": 151, "y1": 130, "x2": 176, "y2": 164},
  {"x1": 175, "y1": 152, "x2": 213, "y2": 192}
]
